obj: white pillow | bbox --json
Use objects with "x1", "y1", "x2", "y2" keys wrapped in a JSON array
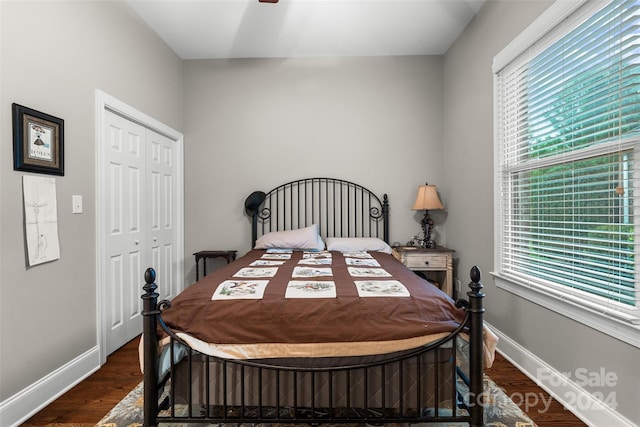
[
  {"x1": 325, "y1": 237, "x2": 392, "y2": 254},
  {"x1": 254, "y1": 224, "x2": 325, "y2": 251}
]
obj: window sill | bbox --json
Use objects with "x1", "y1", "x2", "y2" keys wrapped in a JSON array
[{"x1": 492, "y1": 272, "x2": 640, "y2": 349}]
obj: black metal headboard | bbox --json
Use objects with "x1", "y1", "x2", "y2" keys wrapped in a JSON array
[{"x1": 245, "y1": 178, "x2": 389, "y2": 248}]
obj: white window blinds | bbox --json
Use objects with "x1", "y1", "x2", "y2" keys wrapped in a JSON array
[{"x1": 495, "y1": 0, "x2": 640, "y2": 321}]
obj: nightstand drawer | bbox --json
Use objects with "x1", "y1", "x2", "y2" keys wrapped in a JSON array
[{"x1": 405, "y1": 255, "x2": 447, "y2": 269}]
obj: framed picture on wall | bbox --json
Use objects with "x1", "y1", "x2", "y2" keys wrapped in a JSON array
[{"x1": 12, "y1": 103, "x2": 64, "y2": 176}]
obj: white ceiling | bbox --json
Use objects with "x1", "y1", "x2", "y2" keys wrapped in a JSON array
[{"x1": 127, "y1": 0, "x2": 485, "y2": 60}]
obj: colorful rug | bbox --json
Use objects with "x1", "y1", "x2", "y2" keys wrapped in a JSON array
[{"x1": 97, "y1": 375, "x2": 537, "y2": 427}]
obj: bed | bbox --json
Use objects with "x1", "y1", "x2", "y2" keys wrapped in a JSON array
[{"x1": 141, "y1": 177, "x2": 489, "y2": 426}]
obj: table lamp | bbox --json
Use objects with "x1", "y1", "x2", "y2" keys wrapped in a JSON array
[{"x1": 411, "y1": 183, "x2": 444, "y2": 248}]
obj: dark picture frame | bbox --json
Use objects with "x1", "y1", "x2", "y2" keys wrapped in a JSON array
[{"x1": 12, "y1": 103, "x2": 64, "y2": 176}]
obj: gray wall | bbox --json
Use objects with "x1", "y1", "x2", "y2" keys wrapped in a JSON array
[
  {"x1": 443, "y1": 1, "x2": 640, "y2": 424},
  {"x1": 182, "y1": 56, "x2": 446, "y2": 281},
  {"x1": 0, "y1": 0, "x2": 183, "y2": 402}
]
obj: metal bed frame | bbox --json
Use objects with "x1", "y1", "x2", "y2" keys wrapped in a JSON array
[{"x1": 141, "y1": 178, "x2": 485, "y2": 426}]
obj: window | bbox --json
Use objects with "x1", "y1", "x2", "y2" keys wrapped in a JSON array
[{"x1": 494, "y1": 0, "x2": 640, "y2": 345}]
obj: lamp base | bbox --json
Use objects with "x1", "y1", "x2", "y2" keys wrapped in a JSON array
[{"x1": 420, "y1": 210, "x2": 436, "y2": 248}]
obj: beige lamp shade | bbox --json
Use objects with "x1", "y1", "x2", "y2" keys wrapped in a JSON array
[{"x1": 412, "y1": 184, "x2": 444, "y2": 211}]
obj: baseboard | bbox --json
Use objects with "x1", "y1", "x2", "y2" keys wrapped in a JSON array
[
  {"x1": 486, "y1": 321, "x2": 637, "y2": 427},
  {"x1": 0, "y1": 346, "x2": 101, "y2": 427}
]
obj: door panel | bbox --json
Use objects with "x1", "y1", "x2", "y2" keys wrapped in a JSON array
[
  {"x1": 147, "y1": 129, "x2": 178, "y2": 302},
  {"x1": 108, "y1": 255, "x2": 123, "y2": 330},
  {"x1": 104, "y1": 110, "x2": 147, "y2": 356}
]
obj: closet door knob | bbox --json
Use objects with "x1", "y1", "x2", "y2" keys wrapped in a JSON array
[{"x1": 134, "y1": 240, "x2": 140, "y2": 245}]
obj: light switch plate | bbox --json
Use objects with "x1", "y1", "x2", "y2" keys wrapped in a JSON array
[{"x1": 72, "y1": 195, "x2": 83, "y2": 214}]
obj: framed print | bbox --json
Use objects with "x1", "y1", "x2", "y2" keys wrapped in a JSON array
[{"x1": 13, "y1": 103, "x2": 64, "y2": 176}]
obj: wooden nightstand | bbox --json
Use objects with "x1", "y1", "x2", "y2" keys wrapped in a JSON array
[{"x1": 392, "y1": 246, "x2": 455, "y2": 297}]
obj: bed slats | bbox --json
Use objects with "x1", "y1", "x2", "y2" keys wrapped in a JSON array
[
  {"x1": 157, "y1": 339, "x2": 470, "y2": 425},
  {"x1": 249, "y1": 178, "x2": 389, "y2": 246}
]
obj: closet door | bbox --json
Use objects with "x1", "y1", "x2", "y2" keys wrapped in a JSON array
[
  {"x1": 103, "y1": 110, "x2": 147, "y2": 356},
  {"x1": 103, "y1": 111, "x2": 150, "y2": 354},
  {"x1": 102, "y1": 110, "x2": 180, "y2": 355},
  {"x1": 147, "y1": 129, "x2": 179, "y2": 302}
]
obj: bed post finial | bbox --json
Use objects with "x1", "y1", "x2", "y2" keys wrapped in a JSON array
[
  {"x1": 141, "y1": 268, "x2": 159, "y2": 427},
  {"x1": 382, "y1": 193, "x2": 389, "y2": 243},
  {"x1": 467, "y1": 265, "x2": 485, "y2": 426},
  {"x1": 245, "y1": 190, "x2": 266, "y2": 248},
  {"x1": 144, "y1": 267, "x2": 156, "y2": 285}
]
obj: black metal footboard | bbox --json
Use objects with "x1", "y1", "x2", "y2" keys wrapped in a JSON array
[{"x1": 142, "y1": 266, "x2": 485, "y2": 427}]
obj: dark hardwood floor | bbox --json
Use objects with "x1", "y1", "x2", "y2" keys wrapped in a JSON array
[
  {"x1": 487, "y1": 352, "x2": 588, "y2": 426},
  {"x1": 22, "y1": 337, "x2": 587, "y2": 426},
  {"x1": 21, "y1": 337, "x2": 143, "y2": 427}
]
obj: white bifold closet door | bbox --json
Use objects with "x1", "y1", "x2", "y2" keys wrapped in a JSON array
[{"x1": 103, "y1": 109, "x2": 178, "y2": 356}]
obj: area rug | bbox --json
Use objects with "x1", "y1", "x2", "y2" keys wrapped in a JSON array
[{"x1": 97, "y1": 375, "x2": 537, "y2": 427}]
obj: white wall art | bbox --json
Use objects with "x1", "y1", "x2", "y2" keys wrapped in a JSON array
[{"x1": 23, "y1": 175, "x2": 60, "y2": 266}]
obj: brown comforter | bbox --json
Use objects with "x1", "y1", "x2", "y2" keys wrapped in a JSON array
[{"x1": 159, "y1": 250, "x2": 466, "y2": 347}]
